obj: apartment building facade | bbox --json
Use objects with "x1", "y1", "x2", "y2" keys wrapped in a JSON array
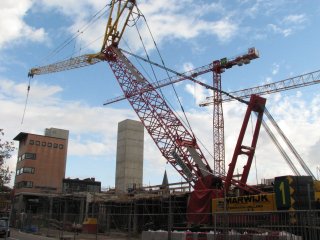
[{"x1": 13, "y1": 128, "x2": 69, "y2": 195}]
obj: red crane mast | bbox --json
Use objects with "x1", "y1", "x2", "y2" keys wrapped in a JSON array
[
  {"x1": 212, "y1": 48, "x2": 259, "y2": 177},
  {"x1": 103, "y1": 46, "x2": 213, "y2": 185}
]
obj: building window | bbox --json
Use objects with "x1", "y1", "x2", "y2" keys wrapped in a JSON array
[
  {"x1": 48, "y1": 142, "x2": 52, "y2": 147},
  {"x1": 53, "y1": 143, "x2": 58, "y2": 148},
  {"x1": 34, "y1": 186, "x2": 57, "y2": 191},
  {"x1": 35, "y1": 141, "x2": 40, "y2": 146},
  {"x1": 17, "y1": 156, "x2": 22, "y2": 162},
  {"x1": 29, "y1": 140, "x2": 34, "y2": 145},
  {"x1": 25, "y1": 152, "x2": 36, "y2": 160},
  {"x1": 21, "y1": 152, "x2": 36, "y2": 160},
  {"x1": 22, "y1": 167, "x2": 35, "y2": 174},
  {"x1": 26, "y1": 181, "x2": 33, "y2": 188},
  {"x1": 16, "y1": 181, "x2": 33, "y2": 189},
  {"x1": 59, "y1": 144, "x2": 64, "y2": 149},
  {"x1": 42, "y1": 142, "x2": 46, "y2": 147}
]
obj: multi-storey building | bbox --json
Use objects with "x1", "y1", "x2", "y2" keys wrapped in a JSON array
[
  {"x1": 62, "y1": 178, "x2": 101, "y2": 193},
  {"x1": 13, "y1": 128, "x2": 69, "y2": 195}
]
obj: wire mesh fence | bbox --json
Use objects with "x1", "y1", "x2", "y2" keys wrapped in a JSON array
[{"x1": 9, "y1": 209, "x2": 320, "y2": 239}]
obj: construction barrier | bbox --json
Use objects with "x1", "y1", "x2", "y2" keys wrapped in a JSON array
[
  {"x1": 9, "y1": 209, "x2": 320, "y2": 239},
  {"x1": 81, "y1": 217, "x2": 97, "y2": 234},
  {"x1": 142, "y1": 231, "x2": 302, "y2": 240}
]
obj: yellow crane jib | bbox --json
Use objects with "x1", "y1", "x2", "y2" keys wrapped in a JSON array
[
  {"x1": 27, "y1": 53, "x2": 105, "y2": 78},
  {"x1": 28, "y1": 0, "x2": 137, "y2": 78},
  {"x1": 101, "y1": 0, "x2": 136, "y2": 50}
]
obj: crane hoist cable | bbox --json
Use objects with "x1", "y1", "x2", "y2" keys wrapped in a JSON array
[
  {"x1": 123, "y1": 38, "x2": 197, "y2": 141},
  {"x1": 259, "y1": 115, "x2": 301, "y2": 176},
  {"x1": 133, "y1": 18, "x2": 194, "y2": 133},
  {"x1": 122, "y1": 5, "x2": 216, "y2": 168},
  {"x1": 120, "y1": 48, "x2": 250, "y2": 105},
  {"x1": 134, "y1": 22, "x2": 162, "y2": 94},
  {"x1": 131, "y1": 18, "x2": 189, "y2": 139},
  {"x1": 121, "y1": 15, "x2": 179, "y2": 125},
  {"x1": 122, "y1": 39, "x2": 154, "y2": 81},
  {"x1": 120, "y1": 47, "x2": 255, "y2": 163},
  {"x1": 120, "y1": 39, "x2": 216, "y2": 162},
  {"x1": 39, "y1": 4, "x2": 110, "y2": 65},
  {"x1": 116, "y1": 29, "x2": 317, "y2": 180},
  {"x1": 263, "y1": 108, "x2": 316, "y2": 179},
  {"x1": 254, "y1": 105, "x2": 315, "y2": 179},
  {"x1": 22, "y1": 5, "x2": 110, "y2": 124},
  {"x1": 21, "y1": 78, "x2": 31, "y2": 125},
  {"x1": 135, "y1": 8, "x2": 196, "y2": 138}
]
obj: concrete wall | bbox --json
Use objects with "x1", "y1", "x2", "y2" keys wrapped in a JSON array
[
  {"x1": 115, "y1": 119, "x2": 144, "y2": 193},
  {"x1": 45, "y1": 128, "x2": 69, "y2": 140}
]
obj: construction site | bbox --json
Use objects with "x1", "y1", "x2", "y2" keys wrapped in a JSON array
[{"x1": 8, "y1": 0, "x2": 320, "y2": 239}]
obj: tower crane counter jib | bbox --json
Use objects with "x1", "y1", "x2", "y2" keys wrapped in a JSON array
[{"x1": 213, "y1": 47, "x2": 259, "y2": 73}]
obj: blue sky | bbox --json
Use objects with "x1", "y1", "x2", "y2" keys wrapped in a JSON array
[{"x1": 1, "y1": 0, "x2": 320, "y2": 188}]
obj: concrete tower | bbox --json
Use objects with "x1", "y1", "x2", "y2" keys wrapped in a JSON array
[{"x1": 115, "y1": 119, "x2": 144, "y2": 193}]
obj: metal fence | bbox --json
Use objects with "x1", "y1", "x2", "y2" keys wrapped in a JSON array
[
  {"x1": 9, "y1": 210, "x2": 320, "y2": 239},
  {"x1": 210, "y1": 210, "x2": 320, "y2": 239}
]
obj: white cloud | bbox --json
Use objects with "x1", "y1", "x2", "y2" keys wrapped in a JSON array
[
  {"x1": 37, "y1": 0, "x2": 103, "y2": 19},
  {"x1": 185, "y1": 81, "x2": 210, "y2": 106},
  {"x1": 32, "y1": 0, "x2": 238, "y2": 53},
  {"x1": 183, "y1": 62, "x2": 195, "y2": 72},
  {"x1": 182, "y1": 62, "x2": 212, "y2": 105},
  {"x1": 242, "y1": 0, "x2": 300, "y2": 18},
  {"x1": 283, "y1": 14, "x2": 307, "y2": 24},
  {"x1": 207, "y1": 18, "x2": 238, "y2": 42},
  {"x1": 272, "y1": 63, "x2": 280, "y2": 75},
  {"x1": 0, "y1": 0, "x2": 47, "y2": 50},
  {"x1": 2, "y1": 75, "x2": 320, "y2": 188},
  {"x1": 187, "y1": 91, "x2": 320, "y2": 184},
  {"x1": 267, "y1": 13, "x2": 308, "y2": 38},
  {"x1": 1, "y1": 0, "x2": 319, "y2": 189},
  {"x1": 268, "y1": 24, "x2": 292, "y2": 37},
  {"x1": 0, "y1": 78, "x2": 138, "y2": 186},
  {"x1": 0, "y1": 0, "x2": 308, "y2": 54}
]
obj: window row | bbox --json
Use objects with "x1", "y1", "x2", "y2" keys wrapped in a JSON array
[
  {"x1": 17, "y1": 152, "x2": 36, "y2": 162},
  {"x1": 29, "y1": 140, "x2": 64, "y2": 149},
  {"x1": 34, "y1": 186, "x2": 57, "y2": 191},
  {"x1": 16, "y1": 167, "x2": 35, "y2": 175},
  {"x1": 16, "y1": 181, "x2": 33, "y2": 189}
]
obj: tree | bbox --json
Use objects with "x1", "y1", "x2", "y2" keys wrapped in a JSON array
[{"x1": 0, "y1": 129, "x2": 14, "y2": 187}]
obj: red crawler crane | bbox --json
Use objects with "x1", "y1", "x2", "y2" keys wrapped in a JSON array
[{"x1": 29, "y1": 0, "x2": 265, "y2": 224}]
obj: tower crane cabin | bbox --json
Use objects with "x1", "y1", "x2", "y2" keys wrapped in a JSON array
[{"x1": 28, "y1": 0, "x2": 319, "y2": 225}]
